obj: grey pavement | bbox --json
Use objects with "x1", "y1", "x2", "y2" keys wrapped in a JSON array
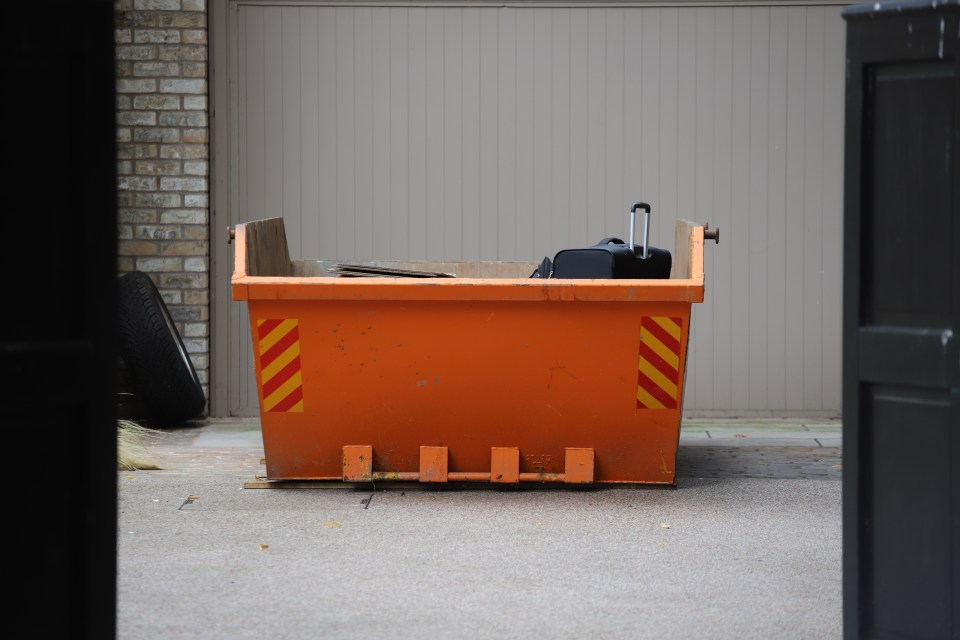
[{"x1": 117, "y1": 418, "x2": 843, "y2": 640}]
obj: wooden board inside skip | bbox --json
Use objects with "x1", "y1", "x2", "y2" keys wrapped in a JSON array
[{"x1": 243, "y1": 218, "x2": 291, "y2": 277}]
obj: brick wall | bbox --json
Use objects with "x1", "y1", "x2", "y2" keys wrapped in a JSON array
[{"x1": 114, "y1": 0, "x2": 210, "y2": 411}]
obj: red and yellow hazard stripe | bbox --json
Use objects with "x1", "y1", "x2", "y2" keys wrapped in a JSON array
[
  {"x1": 637, "y1": 316, "x2": 683, "y2": 409},
  {"x1": 256, "y1": 318, "x2": 304, "y2": 413}
]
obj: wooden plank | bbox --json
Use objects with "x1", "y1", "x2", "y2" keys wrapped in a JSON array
[
  {"x1": 820, "y1": 6, "x2": 845, "y2": 412},
  {"x1": 299, "y1": 7, "x2": 320, "y2": 262},
  {"x1": 371, "y1": 8, "x2": 392, "y2": 259},
  {"x1": 479, "y1": 8, "x2": 499, "y2": 260},
  {"x1": 336, "y1": 7, "x2": 356, "y2": 259},
  {"x1": 551, "y1": 8, "x2": 571, "y2": 258},
  {"x1": 641, "y1": 10, "x2": 663, "y2": 247},
  {"x1": 586, "y1": 8, "x2": 606, "y2": 245},
  {"x1": 264, "y1": 8, "x2": 283, "y2": 223},
  {"x1": 408, "y1": 8, "x2": 428, "y2": 260},
  {"x1": 766, "y1": 6, "x2": 789, "y2": 411},
  {"x1": 281, "y1": 7, "x2": 302, "y2": 255},
  {"x1": 354, "y1": 7, "x2": 374, "y2": 260},
  {"x1": 659, "y1": 8, "x2": 680, "y2": 274},
  {"x1": 425, "y1": 9, "x2": 444, "y2": 259},
  {"x1": 784, "y1": 5, "x2": 806, "y2": 411},
  {"x1": 515, "y1": 8, "x2": 535, "y2": 260},
  {"x1": 317, "y1": 7, "x2": 338, "y2": 261},
  {"x1": 802, "y1": 5, "x2": 825, "y2": 410},
  {"x1": 569, "y1": 9, "x2": 589, "y2": 248},
  {"x1": 443, "y1": 7, "x2": 464, "y2": 260},
  {"x1": 390, "y1": 7, "x2": 410, "y2": 260},
  {"x1": 693, "y1": 7, "x2": 716, "y2": 410},
  {"x1": 676, "y1": 7, "x2": 697, "y2": 407},
  {"x1": 729, "y1": 7, "x2": 751, "y2": 410},
  {"x1": 497, "y1": 7, "x2": 517, "y2": 259},
  {"x1": 243, "y1": 6, "x2": 266, "y2": 222},
  {"x1": 462, "y1": 8, "x2": 481, "y2": 261},
  {"x1": 603, "y1": 9, "x2": 624, "y2": 241},
  {"x1": 533, "y1": 9, "x2": 552, "y2": 260},
  {"x1": 748, "y1": 6, "x2": 771, "y2": 410},
  {"x1": 624, "y1": 9, "x2": 643, "y2": 238},
  {"x1": 240, "y1": 218, "x2": 291, "y2": 277}
]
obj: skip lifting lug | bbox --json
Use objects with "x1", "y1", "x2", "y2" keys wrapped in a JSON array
[{"x1": 704, "y1": 223, "x2": 719, "y2": 244}]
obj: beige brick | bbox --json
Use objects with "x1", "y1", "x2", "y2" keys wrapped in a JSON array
[
  {"x1": 134, "y1": 193, "x2": 180, "y2": 207},
  {"x1": 183, "y1": 194, "x2": 208, "y2": 207},
  {"x1": 115, "y1": 0, "x2": 135, "y2": 10},
  {"x1": 182, "y1": 96, "x2": 206, "y2": 110},
  {"x1": 119, "y1": 209, "x2": 159, "y2": 223},
  {"x1": 117, "y1": 160, "x2": 133, "y2": 175},
  {"x1": 117, "y1": 192, "x2": 135, "y2": 207},
  {"x1": 117, "y1": 111, "x2": 157, "y2": 126},
  {"x1": 183, "y1": 290, "x2": 209, "y2": 305},
  {"x1": 159, "y1": 111, "x2": 206, "y2": 127},
  {"x1": 159, "y1": 44, "x2": 206, "y2": 61},
  {"x1": 181, "y1": 61, "x2": 206, "y2": 78},
  {"x1": 135, "y1": 160, "x2": 181, "y2": 176},
  {"x1": 160, "y1": 210, "x2": 206, "y2": 224},
  {"x1": 158, "y1": 13, "x2": 205, "y2": 28},
  {"x1": 117, "y1": 257, "x2": 136, "y2": 273},
  {"x1": 134, "y1": 127, "x2": 180, "y2": 143},
  {"x1": 116, "y1": 45, "x2": 154, "y2": 60},
  {"x1": 159, "y1": 78, "x2": 206, "y2": 94},
  {"x1": 183, "y1": 322, "x2": 208, "y2": 337},
  {"x1": 115, "y1": 60, "x2": 133, "y2": 76},
  {"x1": 170, "y1": 305, "x2": 204, "y2": 322},
  {"x1": 136, "y1": 224, "x2": 181, "y2": 239},
  {"x1": 117, "y1": 11, "x2": 157, "y2": 28},
  {"x1": 117, "y1": 146, "x2": 134, "y2": 160},
  {"x1": 134, "y1": 0, "x2": 181, "y2": 9},
  {"x1": 116, "y1": 128, "x2": 132, "y2": 143},
  {"x1": 115, "y1": 29, "x2": 133, "y2": 43},
  {"x1": 127, "y1": 144, "x2": 160, "y2": 159},
  {"x1": 133, "y1": 94, "x2": 180, "y2": 110},
  {"x1": 119, "y1": 240, "x2": 159, "y2": 256},
  {"x1": 117, "y1": 225, "x2": 134, "y2": 240},
  {"x1": 183, "y1": 322, "x2": 207, "y2": 338},
  {"x1": 184, "y1": 257, "x2": 207, "y2": 272},
  {"x1": 182, "y1": 129, "x2": 207, "y2": 143},
  {"x1": 161, "y1": 273, "x2": 207, "y2": 289},
  {"x1": 183, "y1": 161, "x2": 207, "y2": 176},
  {"x1": 160, "y1": 289, "x2": 182, "y2": 305},
  {"x1": 118, "y1": 176, "x2": 158, "y2": 191},
  {"x1": 160, "y1": 240, "x2": 208, "y2": 256},
  {"x1": 159, "y1": 144, "x2": 206, "y2": 160},
  {"x1": 182, "y1": 29, "x2": 207, "y2": 45},
  {"x1": 182, "y1": 224, "x2": 209, "y2": 240},
  {"x1": 116, "y1": 78, "x2": 156, "y2": 93},
  {"x1": 134, "y1": 29, "x2": 180, "y2": 44},
  {"x1": 160, "y1": 176, "x2": 207, "y2": 191},
  {"x1": 183, "y1": 338, "x2": 208, "y2": 354},
  {"x1": 182, "y1": 0, "x2": 205, "y2": 11},
  {"x1": 134, "y1": 61, "x2": 179, "y2": 76},
  {"x1": 136, "y1": 257, "x2": 183, "y2": 272},
  {"x1": 116, "y1": 95, "x2": 132, "y2": 110}
]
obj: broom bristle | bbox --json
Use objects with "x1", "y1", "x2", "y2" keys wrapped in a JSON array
[{"x1": 118, "y1": 419, "x2": 164, "y2": 470}]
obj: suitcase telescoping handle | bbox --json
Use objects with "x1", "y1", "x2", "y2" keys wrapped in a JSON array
[{"x1": 629, "y1": 202, "x2": 652, "y2": 259}]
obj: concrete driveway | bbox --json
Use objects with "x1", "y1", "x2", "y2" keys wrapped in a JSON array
[{"x1": 117, "y1": 419, "x2": 842, "y2": 640}]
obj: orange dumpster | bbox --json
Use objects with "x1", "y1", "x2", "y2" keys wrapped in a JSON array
[{"x1": 231, "y1": 217, "x2": 714, "y2": 485}]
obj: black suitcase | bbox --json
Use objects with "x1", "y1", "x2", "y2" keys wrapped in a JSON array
[{"x1": 551, "y1": 202, "x2": 672, "y2": 279}]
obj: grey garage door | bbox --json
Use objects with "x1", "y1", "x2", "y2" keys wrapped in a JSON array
[{"x1": 212, "y1": 1, "x2": 847, "y2": 418}]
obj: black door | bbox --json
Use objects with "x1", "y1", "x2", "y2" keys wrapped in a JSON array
[
  {"x1": 843, "y1": 2, "x2": 960, "y2": 638},
  {"x1": 0, "y1": 2, "x2": 118, "y2": 638}
]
